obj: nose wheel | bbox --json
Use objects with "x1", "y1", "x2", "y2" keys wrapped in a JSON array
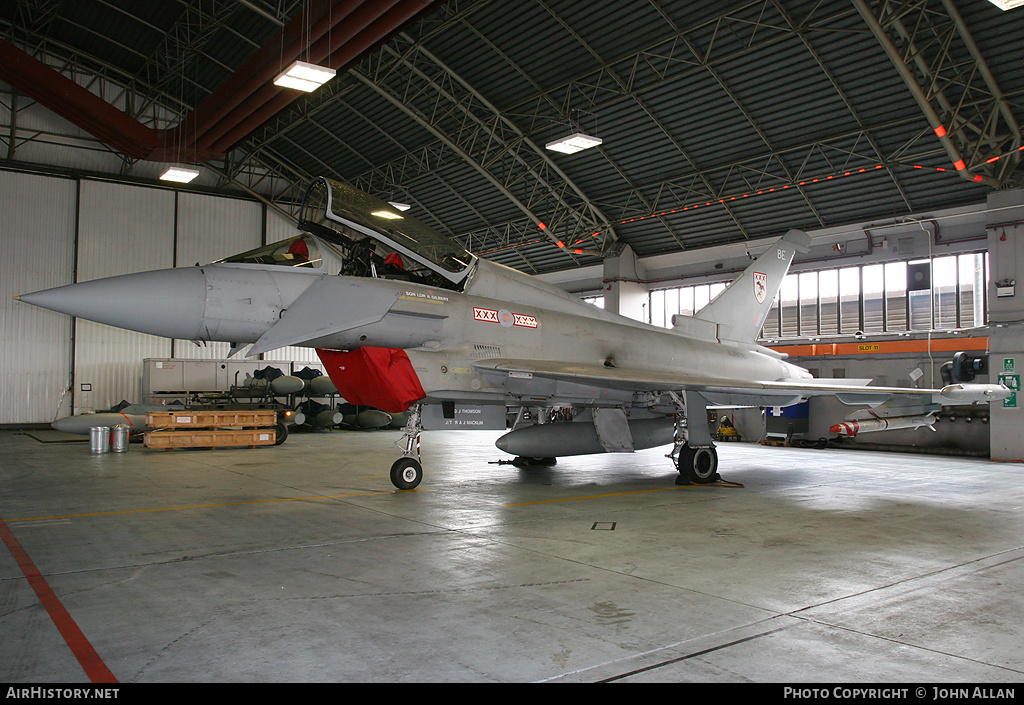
[
  {"x1": 390, "y1": 404, "x2": 424, "y2": 490},
  {"x1": 390, "y1": 457, "x2": 423, "y2": 490}
]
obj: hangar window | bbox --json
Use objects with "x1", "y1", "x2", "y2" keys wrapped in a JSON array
[
  {"x1": 649, "y1": 252, "x2": 987, "y2": 339},
  {"x1": 649, "y1": 282, "x2": 725, "y2": 328}
]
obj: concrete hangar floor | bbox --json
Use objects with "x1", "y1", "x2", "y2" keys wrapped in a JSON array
[{"x1": 0, "y1": 427, "x2": 1022, "y2": 684}]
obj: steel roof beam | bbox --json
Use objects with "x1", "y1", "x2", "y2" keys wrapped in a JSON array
[
  {"x1": 853, "y1": 0, "x2": 1021, "y2": 187},
  {"x1": 351, "y1": 34, "x2": 615, "y2": 260}
]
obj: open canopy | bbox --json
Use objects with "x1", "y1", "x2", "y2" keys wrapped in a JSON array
[{"x1": 299, "y1": 177, "x2": 476, "y2": 287}]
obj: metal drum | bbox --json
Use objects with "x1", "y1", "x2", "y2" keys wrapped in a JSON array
[
  {"x1": 110, "y1": 425, "x2": 130, "y2": 453},
  {"x1": 89, "y1": 426, "x2": 110, "y2": 454}
]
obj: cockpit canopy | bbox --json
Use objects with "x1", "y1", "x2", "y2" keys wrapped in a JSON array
[
  {"x1": 299, "y1": 177, "x2": 476, "y2": 289},
  {"x1": 217, "y1": 234, "x2": 322, "y2": 268},
  {"x1": 215, "y1": 234, "x2": 347, "y2": 274}
]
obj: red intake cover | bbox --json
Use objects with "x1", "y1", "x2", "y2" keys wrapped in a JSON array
[{"x1": 316, "y1": 347, "x2": 425, "y2": 413}]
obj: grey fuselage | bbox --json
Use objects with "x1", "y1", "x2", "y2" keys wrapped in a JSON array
[
  {"x1": 18, "y1": 244, "x2": 811, "y2": 411},
  {"x1": 195, "y1": 257, "x2": 808, "y2": 409}
]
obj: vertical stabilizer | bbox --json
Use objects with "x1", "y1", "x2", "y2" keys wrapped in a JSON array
[{"x1": 693, "y1": 229, "x2": 810, "y2": 344}]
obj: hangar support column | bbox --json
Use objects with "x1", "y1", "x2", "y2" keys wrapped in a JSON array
[
  {"x1": 987, "y1": 188, "x2": 1024, "y2": 462},
  {"x1": 603, "y1": 244, "x2": 648, "y2": 323}
]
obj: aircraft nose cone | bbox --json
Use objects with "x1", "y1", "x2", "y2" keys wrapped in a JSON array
[{"x1": 18, "y1": 267, "x2": 207, "y2": 340}]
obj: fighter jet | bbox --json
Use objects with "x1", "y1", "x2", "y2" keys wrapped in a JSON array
[{"x1": 17, "y1": 177, "x2": 1010, "y2": 489}]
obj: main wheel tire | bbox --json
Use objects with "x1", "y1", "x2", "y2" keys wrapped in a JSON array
[
  {"x1": 390, "y1": 457, "x2": 423, "y2": 490},
  {"x1": 676, "y1": 444, "x2": 719, "y2": 485}
]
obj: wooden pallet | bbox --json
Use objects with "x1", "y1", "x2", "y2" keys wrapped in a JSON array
[
  {"x1": 144, "y1": 410, "x2": 278, "y2": 449},
  {"x1": 144, "y1": 429, "x2": 275, "y2": 450},
  {"x1": 146, "y1": 410, "x2": 278, "y2": 429}
]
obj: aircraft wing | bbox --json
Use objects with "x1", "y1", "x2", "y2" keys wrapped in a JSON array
[{"x1": 471, "y1": 358, "x2": 1008, "y2": 408}]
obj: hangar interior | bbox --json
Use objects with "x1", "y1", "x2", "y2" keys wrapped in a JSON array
[{"x1": 1, "y1": 0, "x2": 1023, "y2": 684}]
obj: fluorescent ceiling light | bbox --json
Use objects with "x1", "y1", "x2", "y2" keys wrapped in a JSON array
[
  {"x1": 273, "y1": 60, "x2": 336, "y2": 92},
  {"x1": 545, "y1": 132, "x2": 603, "y2": 154},
  {"x1": 371, "y1": 210, "x2": 403, "y2": 220},
  {"x1": 986, "y1": 0, "x2": 1024, "y2": 9},
  {"x1": 160, "y1": 166, "x2": 200, "y2": 183},
  {"x1": 388, "y1": 201, "x2": 411, "y2": 211}
]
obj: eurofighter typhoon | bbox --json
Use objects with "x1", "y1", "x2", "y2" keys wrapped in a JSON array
[{"x1": 17, "y1": 178, "x2": 1009, "y2": 489}]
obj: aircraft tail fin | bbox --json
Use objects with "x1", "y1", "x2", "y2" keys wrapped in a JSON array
[{"x1": 692, "y1": 229, "x2": 810, "y2": 344}]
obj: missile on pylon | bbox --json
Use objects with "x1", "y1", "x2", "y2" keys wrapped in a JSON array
[{"x1": 830, "y1": 413, "x2": 937, "y2": 437}]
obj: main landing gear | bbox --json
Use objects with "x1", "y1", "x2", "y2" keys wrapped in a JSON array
[
  {"x1": 390, "y1": 404, "x2": 424, "y2": 489},
  {"x1": 673, "y1": 442, "x2": 719, "y2": 485},
  {"x1": 668, "y1": 391, "x2": 720, "y2": 485}
]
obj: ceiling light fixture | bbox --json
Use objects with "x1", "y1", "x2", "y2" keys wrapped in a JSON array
[
  {"x1": 273, "y1": 60, "x2": 337, "y2": 92},
  {"x1": 159, "y1": 166, "x2": 200, "y2": 183},
  {"x1": 985, "y1": 0, "x2": 1024, "y2": 9},
  {"x1": 545, "y1": 132, "x2": 603, "y2": 154},
  {"x1": 387, "y1": 201, "x2": 411, "y2": 211}
]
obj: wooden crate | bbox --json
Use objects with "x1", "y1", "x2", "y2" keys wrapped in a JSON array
[
  {"x1": 144, "y1": 429, "x2": 276, "y2": 450},
  {"x1": 146, "y1": 410, "x2": 278, "y2": 429}
]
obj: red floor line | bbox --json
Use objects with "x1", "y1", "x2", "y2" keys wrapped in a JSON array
[{"x1": 0, "y1": 514, "x2": 117, "y2": 683}]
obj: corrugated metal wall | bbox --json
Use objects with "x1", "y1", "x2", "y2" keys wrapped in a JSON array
[
  {"x1": 0, "y1": 170, "x2": 310, "y2": 424},
  {"x1": 0, "y1": 171, "x2": 76, "y2": 424},
  {"x1": 74, "y1": 180, "x2": 175, "y2": 414}
]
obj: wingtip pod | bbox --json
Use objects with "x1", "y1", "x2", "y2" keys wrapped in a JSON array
[
  {"x1": 781, "y1": 229, "x2": 812, "y2": 254},
  {"x1": 939, "y1": 383, "x2": 1012, "y2": 403}
]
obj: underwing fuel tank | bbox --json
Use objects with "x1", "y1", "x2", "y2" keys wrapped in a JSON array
[{"x1": 496, "y1": 418, "x2": 675, "y2": 458}]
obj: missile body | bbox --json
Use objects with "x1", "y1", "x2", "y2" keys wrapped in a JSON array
[
  {"x1": 830, "y1": 414, "x2": 936, "y2": 436},
  {"x1": 52, "y1": 413, "x2": 149, "y2": 435},
  {"x1": 496, "y1": 418, "x2": 674, "y2": 458}
]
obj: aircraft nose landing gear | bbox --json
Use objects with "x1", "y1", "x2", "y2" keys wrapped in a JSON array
[
  {"x1": 390, "y1": 404, "x2": 424, "y2": 489},
  {"x1": 390, "y1": 456, "x2": 423, "y2": 490}
]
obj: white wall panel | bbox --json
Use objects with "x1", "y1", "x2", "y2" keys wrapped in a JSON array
[
  {"x1": 173, "y1": 192, "x2": 263, "y2": 360},
  {"x1": 0, "y1": 171, "x2": 76, "y2": 423},
  {"x1": 175, "y1": 191, "x2": 262, "y2": 266},
  {"x1": 266, "y1": 207, "x2": 299, "y2": 245},
  {"x1": 74, "y1": 180, "x2": 174, "y2": 413}
]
